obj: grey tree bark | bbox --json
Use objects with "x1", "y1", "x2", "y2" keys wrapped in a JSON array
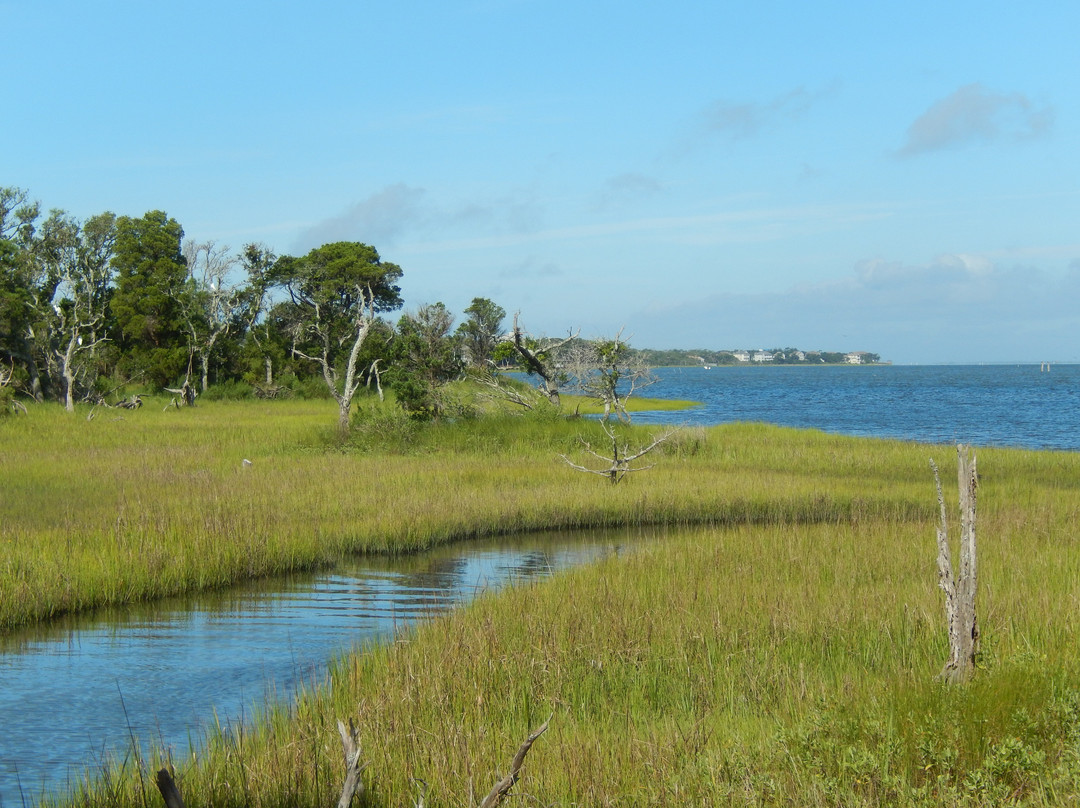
[{"x1": 930, "y1": 445, "x2": 979, "y2": 683}]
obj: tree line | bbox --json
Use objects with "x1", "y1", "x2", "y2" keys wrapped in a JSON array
[{"x1": 0, "y1": 186, "x2": 656, "y2": 429}]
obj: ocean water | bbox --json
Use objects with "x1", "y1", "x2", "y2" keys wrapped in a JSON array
[{"x1": 629, "y1": 364, "x2": 1080, "y2": 451}]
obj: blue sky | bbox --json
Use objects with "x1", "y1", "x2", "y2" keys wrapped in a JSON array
[{"x1": 6, "y1": 1, "x2": 1078, "y2": 363}]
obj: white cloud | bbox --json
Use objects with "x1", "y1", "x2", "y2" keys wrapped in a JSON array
[{"x1": 897, "y1": 83, "x2": 1053, "y2": 157}]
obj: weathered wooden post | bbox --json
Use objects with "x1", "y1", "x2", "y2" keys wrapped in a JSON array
[{"x1": 930, "y1": 445, "x2": 979, "y2": 683}]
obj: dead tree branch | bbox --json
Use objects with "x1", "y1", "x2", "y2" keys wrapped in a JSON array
[
  {"x1": 561, "y1": 422, "x2": 675, "y2": 484},
  {"x1": 0, "y1": 359, "x2": 23, "y2": 414},
  {"x1": 930, "y1": 445, "x2": 980, "y2": 683},
  {"x1": 155, "y1": 768, "x2": 186, "y2": 808},
  {"x1": 477, "y1": 715, "x2": 551, "y2": 808},
  {"x1": 509, "y1": 313, "x2": 578, "y2": 407},
  {"x1": 163, "y1": 381, "x2": 197, "y2": 410},
  {"x1": 472, "y1": 369, "x2": 549, "y2": 412},
  {"x1": 336, "y1": 718, "x2": 366, "y2": 808}
]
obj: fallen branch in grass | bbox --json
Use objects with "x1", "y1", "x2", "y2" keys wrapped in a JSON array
[
  {"x1": 150, "y1": 714, "x2": 549, "y2": 808},
  {"x1": 477, "y1": 715, "x2": 552, "y2": 808}
]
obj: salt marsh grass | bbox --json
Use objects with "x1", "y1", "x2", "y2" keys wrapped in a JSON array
[
  {"x1": 1, "y1": 398, "x2": 929, "y2": 629},
  {"x1": 7, "y1": 398, "x2": 1080, "y2": 805}
]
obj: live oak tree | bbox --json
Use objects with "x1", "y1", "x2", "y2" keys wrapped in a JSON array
[
  {"x1": 271, "y1": 241, "x2": 403, "y2": 432},
  {"x1": 0, "y1": 230, "x2": 33, "y2": 388},
  {"x1": 0, "y1": 188, "x2": 54, "y2": 400},
  {"x1": 110, "y1": 211, "x2": 189, "y2": 388},
  {"x1": 456, "y1": 296, "x2": 505, "y2": 371},
  {"x1": 389, "y1": 302, "x2": 463, "y2": 419}
]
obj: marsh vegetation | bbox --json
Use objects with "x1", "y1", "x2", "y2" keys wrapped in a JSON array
[{"x1": 3, "y1": 394, "x2": 1079, "y2": 806}]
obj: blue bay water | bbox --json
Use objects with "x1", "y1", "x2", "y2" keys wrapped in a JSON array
[{"x1": 630, "y1": 364, "x2": 1080, "y2": 451}]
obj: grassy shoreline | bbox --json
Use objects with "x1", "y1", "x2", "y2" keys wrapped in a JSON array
[{"x1": 5, "y1": 398, "x2": 1080, "y2": 805}]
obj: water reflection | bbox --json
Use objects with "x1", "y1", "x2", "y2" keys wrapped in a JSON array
[{"x1": 0, "y1": 528, "x2": 643, "y2": 805}]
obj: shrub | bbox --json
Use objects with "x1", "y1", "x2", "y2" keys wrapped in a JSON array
[{"x1": 201, "y1": 380, "x2": 255, "y2": 401}]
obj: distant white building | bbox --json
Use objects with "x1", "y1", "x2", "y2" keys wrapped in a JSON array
[
  {"x1": 752, "y1": 351, "x2": 774, "y2": 362},
  {"x1": 845, "y1": 352, "x2": 869, "y2": 364},
  {"x1": 733, "y1": 350, "x2": 751, "y2": 362}
]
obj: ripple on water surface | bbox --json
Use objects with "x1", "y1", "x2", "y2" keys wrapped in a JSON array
[{"x1": 0, "y1": 531, "x2": 638, "y2": 805}]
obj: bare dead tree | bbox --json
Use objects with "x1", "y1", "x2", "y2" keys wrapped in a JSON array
[
  {"x1": 561, "y1": 421, "x2": 674, "y2": 484},
  {"x1": 181, "y1": 240, "x2": 243, "y2": 392},
  {"x1": 477, "y1": 715, "x2": 551, "y2": 808},
  {"x1": 562, "y1": 328, "x2": 657, "y2": 423},
  {"x1": 930, "y1": 445, "x2": 980, "y2": 683},
  {"x1": 21, "y1": 210, "x2": 116, "y2": 411}
]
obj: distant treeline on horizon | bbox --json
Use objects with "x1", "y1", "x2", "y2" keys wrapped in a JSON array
[{"x1": 634, "y1": 348, "x2": 884, "y2": 367}]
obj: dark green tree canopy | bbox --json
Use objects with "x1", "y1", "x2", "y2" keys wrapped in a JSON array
[
  {"x1": 271, "y1": 241, "x2": 404, "y2": 431},
  {"x1": 110, "y1": 210, "x2": 189, "y2": 387},
  {"x1": 274, "y1": 242, "x2": 402, "y2": 314}
]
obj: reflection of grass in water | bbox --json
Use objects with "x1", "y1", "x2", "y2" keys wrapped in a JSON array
[{"x1": 13, "y1": 398, "x2": 1080, "y2": 805}]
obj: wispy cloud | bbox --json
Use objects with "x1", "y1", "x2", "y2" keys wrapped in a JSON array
[
  {"x1": 294, "y1": 183, "x2": 548, "y2": 254},
  {"x1": 294, "y1": 184, "x2": 427, "y2": 253},
  {"x1": 699, "y1": 85, "x2": 834, "y2": 141},
  {"x1": 403, "y1": 201, "x2": 891, "y2": 255},
  {"x1": 593, "y1": 172, "x2": 665, "y2": 210},
  {"x1": 897, "y1": 83, "x2": 1053, "y2": 157},
  {"x1": 498, "y1": 255, "x2": 563, "y2": 280}
]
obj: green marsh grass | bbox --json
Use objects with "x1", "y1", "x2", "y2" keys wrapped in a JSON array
[
  {"x1": 1, "y1": 398, "x2": 927, "y2": 629},
  {"x1": 6, "y1": 398, "x2": 1080, "y2": 805}
]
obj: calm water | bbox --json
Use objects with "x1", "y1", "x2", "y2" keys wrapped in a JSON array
[
  {"x1": 632, "y1": 364, "x2": 1080, "y2": 451},
  {"x1": 0, "y1": 530, "x2": 640, "y2": 805}
]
